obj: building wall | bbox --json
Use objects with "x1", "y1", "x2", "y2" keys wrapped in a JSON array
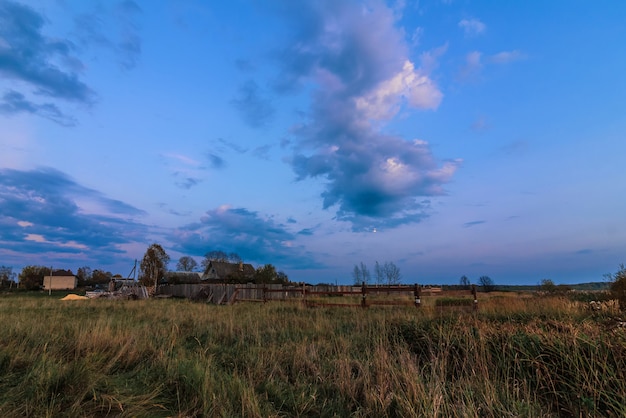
[{"x1": 43, "y1": 276, "x2": 77, "y2": 290}]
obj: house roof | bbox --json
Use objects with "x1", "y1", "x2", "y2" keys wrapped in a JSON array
[{"x1": 207, "y1": 261, "x2": 255, "y2": 279}]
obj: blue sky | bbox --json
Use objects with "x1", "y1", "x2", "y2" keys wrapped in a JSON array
[{"x1": 1, "y1": 0, "x2": 625, "y2": 285}]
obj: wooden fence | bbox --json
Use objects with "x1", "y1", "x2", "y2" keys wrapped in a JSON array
[{"x1": 158, "y1": 282, "x2": 479, "y2": 311}]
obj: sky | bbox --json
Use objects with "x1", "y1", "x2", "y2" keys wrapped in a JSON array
[{"x1": 1, "y1": 0, "x2": 625, "y2": 286}]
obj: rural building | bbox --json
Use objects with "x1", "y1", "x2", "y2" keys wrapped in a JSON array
[
  {"x1": 43, "y1": 270, "x2": 77, "y2": 290},
  {"x1": 165, "y1": 271, "x2": 203, "y2": 284},
  {"x1": 204, "y1": 261, "x2": 255, "y2": 282}
]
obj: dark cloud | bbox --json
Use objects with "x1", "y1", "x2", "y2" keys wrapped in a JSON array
[
  {"x1": 0, "y1": 90, "x2": 77, "y2": 126},
  {"x1": 235, "y1": 58, "x2": 256, "y2": 72},
  {"x1": 0, "y1": 1, "x2": 95, "y2": 104},
  {"x1": 252, "y1": 144, "x2": 272, "y2": 160},
  {"x1": 0, "y1": 167, "x2": 146, "y2": 258},
  {"x1": 171, "y1": 206, "x2": 317, "y2": 269},
  {"x1": 232, "y1": 80, "x2": 275, "y2": 128},
  {"x1": 206, "y1": 153, "x2": 226, "y2": 169},
  {"x1": 173, "y1": 174, "x2": 201, "y2": 190},
  {"x1": 270, "y1": 0, "x2": 456, "y2": 230},
  {"x1": 216, "y1": 138, "x2": 248, "y2": 154},
  {"x1": 463, "y1": 220, "x2": 486, "y2": 228}
]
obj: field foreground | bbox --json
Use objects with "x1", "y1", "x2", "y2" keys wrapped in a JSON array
[{"x1": 0, "y1": 292, "x2": 624, "y2": 417}]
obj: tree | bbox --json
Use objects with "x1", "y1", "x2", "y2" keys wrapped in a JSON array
[
  {"x1": 540, "y1": 279, "x2": 557, "y2": 293},
  {"x1": 374, "y1": 261, "x2": 384, "y2": 286},
  {"x1": 254, "y1": 264, "x2": 289, "y2": 284},
  {"x1": 383, "y1": 261, "x2": 401, "y2": 285},
  {"x1": 90, "y1": 269, "x2": 113, "y2": 286},
  {"x1": 478, "y1": 275, "x2": 496, "y2": 292},
  {"x1": 608, "y1": 264, "x2": 626, "y2": 311},
  {"x1": 176, "y1": 256, "x2": 198, "y2": 272},
  {"x1": 459, "y1": 275, "x2": 470, "y2": 290},
  {"x1": 0, "y1": 266, "x2": 16, "y2": 288},
  {"x1": 76, "y1": 266, "x2": 92, "y2": 287},
  {"x1": 139, "y1": 243, "x2": 170, "y2": 287},
  {"x1": 201, "y1": 250, "x2": 242, "y2": 273},
  {"x1": 352, "y1": 265, "x2": 362, "y2": 285},
  {"x1": 18, "y1": 265, "x2": 50, "y2": 290},
  {"x1": 352, "y1": 262, "x2": 371, "y2": 285}
]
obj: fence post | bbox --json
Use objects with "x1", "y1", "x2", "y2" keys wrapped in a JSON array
[
  {"x1": 302, "y1": 282, "x2": 306, "y2": 307},
  {"x1": 361, "y1": 281, "x2": 367, "y2": 308},
  {"x1": 472, "y1": 285, "x2": 478, "y2": 312},
  {"x1": 414, "y1": 284, "x2": 421, "y2": 308},
  {"x1": 263, "y1": 284, "x2": 267, "y2": 303}
]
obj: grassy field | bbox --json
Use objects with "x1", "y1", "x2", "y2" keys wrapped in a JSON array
[{"x1": 0, "y1": 291, "x2": 624, "y2": 417}]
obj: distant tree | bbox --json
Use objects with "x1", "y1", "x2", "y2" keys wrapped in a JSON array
[
  {"x1": 607, "y1": 263, "x2": 626, "y2": 311},
  {"x1": 201, "y1": 250, "x2": 242, "y2": 273},
  {"x1": 18, "y1": 265, "x2": 50, "y2": 290},
  {"x1": 228, "y1": 252, "x2": 242, "y2": 263},
  {"x1": 90, "y1": 269, "x2": 113, "y2": 286},
  {"x1": 383, "y1": 261, "x2": 401, "y2": 285},
  {"x1": 459, "y1": 275, "x2": 470, "y2": 290},
  {"x1": 352, "y1": 265, "x2": 362, "y2": 285},
  {"x1": 540, "y1": 279, "x2": 557, "y2": 293},
  {"x1": 360, "y1": 262, "x2": 371, "y2": 284},
  {"x1": 374, "y1": 261, "x2": 384, "y2": 286},
  {"x1": 254, "y1": 264, "x2": 289, "y2": 284},
  {"x1": 76, "y1": 266, "x2": 92, "y2": 287},
  {"x1": 0, "y1": 266, "x2": 16, "y2": 288},
  {"x1": 139, "y1": 243, "x2": 170, "y2": 287},
  {"x1": 479, "y1": 275, "x2": 496, "y2": 292},
  {"x1": 176, "y1": 256, "x2": 198, "y2": 272}
]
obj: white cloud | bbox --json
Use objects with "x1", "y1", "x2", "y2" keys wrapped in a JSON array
[
  {"x1": 490, "y1": 50, "x2": 527, "y2": 64},
  {"x1": 458, "y1": 18, "x2": 486, "y2": 37},
  {"x1": 17, "y1": 221, "x2": 33, "y2": 227},
  {"x1": 355, "y1": 60, "x2": 442, "y2": 121}
]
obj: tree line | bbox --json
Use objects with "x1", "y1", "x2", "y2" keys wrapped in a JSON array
[
  {"x1": 352, "y1": 261, "x2": 402, "y2": 285},
  {"x1": 139, "y1": 243, "x2": 290, "y2": 286}
]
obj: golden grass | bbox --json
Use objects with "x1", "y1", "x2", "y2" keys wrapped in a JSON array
[{"x1": 0, "y1": 292, "x2": 624, "y2": 417}]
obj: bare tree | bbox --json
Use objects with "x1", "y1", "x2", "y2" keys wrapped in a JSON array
[
  {"x1": 374, "y1": 261, "x2": 384, "y2": 286},
  {"x1": 459, "y1": 275, "x2": 470, "y2": 290},
  {"x1": 478, "y1": 275, "x2": 496, "y2": 292},
  {"x1": 383, "y1": 262, "x2": 401, "y2": 285},
  {"x1": 176, "y1": 256, "x2": 198, "y2": 272},
  {"x1": 352, "y1": 264, "x2": 363, "y2": 285}
]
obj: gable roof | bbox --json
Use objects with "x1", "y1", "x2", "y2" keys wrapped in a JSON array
[{"x1": 205, "y1": 261, "x2": 255, "y2": 280}]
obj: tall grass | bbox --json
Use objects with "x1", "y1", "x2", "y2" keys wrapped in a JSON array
[{"x1": 0, "y1": 293, "x2": 624, "y2": 417}]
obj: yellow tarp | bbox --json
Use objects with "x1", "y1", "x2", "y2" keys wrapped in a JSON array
[{"x1": 60, "y1": 294, "x2": 89, "y2": 300}]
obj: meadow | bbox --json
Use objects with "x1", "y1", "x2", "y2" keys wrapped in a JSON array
[{"x1": 0, "y1": 291, "x2": 624, "y2": 417}]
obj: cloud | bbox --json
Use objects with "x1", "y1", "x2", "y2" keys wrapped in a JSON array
[
  {"x1": 0, "y1": 90, "x2": 77, "y2": 126},
  {"x1": 206, "y1": 153, "x2": 225, "y2": 169},
  {"x1": 232, "y1": 80, "x2": 275, "y2": 128},
  {"x1": 171, "y1": 206, "x2": 317, "y2": 269},
  {"x1": 0, "y1": 1, "x2": 95, "y2": 103},
  {"x1": 0, "y1": 167, "x2": 146, "y2": 260},
  {"x1": 463, "y1": 220, "x2": 486, "y2": 228},
  {"x1": 459, "y1": 51, "x2": 483, "y2": 80},
  {"x1": 73, "y1": 0, "x2": 143, "y2": 70},
  {"x1": 489, "y1": 50, "x2": 527, "y2": 64},
  {"x1": 270, "y1": 1, "x2": 455, "y2": 230},
  {"x1": 458, "y1": 18, "x2": 486, "y2": 37}
]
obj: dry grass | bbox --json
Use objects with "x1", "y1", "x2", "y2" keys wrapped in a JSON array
[{"x1": 0, "y1": 292, "x2": 624, "y2": 417}]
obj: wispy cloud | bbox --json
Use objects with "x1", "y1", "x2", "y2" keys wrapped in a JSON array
[
  {"x1": 232, "y1": 80, "x2": 275, "y2": 129},
  {"x1": 489, "y1": 50, "x2": 527, "y2": 64},
  {"x1": 73, "y1": 0, "x2": 143, "y2": 70},
  {"x1": 0, "y1": 90, "x2": 77, "y2": 126},
  {"x1": 171, "y1": 206, "x2": 317, "y2": 268},
  {"x1": 269, "y1": 1, "x2": 457, "y2": 231},
  {"x1": 458, "y1": 18, "x2": 486, "y2": 37},
  {"x1": 463, "y1": 220, "x2": 486, "y2": 228}
]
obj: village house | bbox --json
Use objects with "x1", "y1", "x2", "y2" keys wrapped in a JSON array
[
  {"x1": 43, "y1": 269, "x2": 77, "y2": 290},
  {"x1": 203, "y1": 261, "x2": 255, "y2": 283}
]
